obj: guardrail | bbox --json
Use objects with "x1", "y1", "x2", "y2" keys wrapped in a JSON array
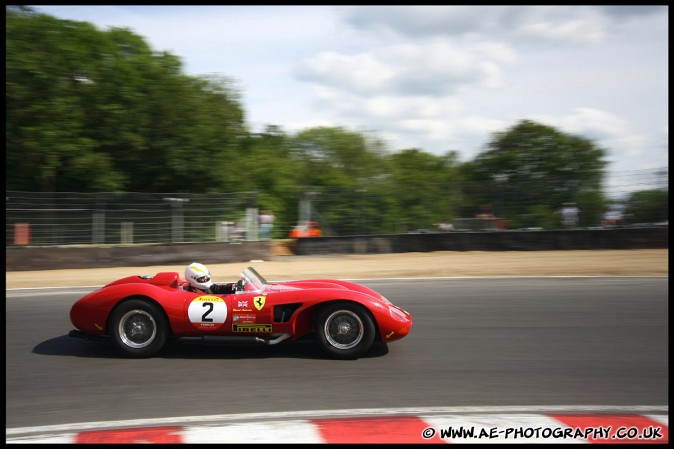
[
  {"x1": 5, "y1": 226, "x2": 666, "y2": 272},
  {"x1": 293, "y1": 226, "x2": 668, "y2": 255}
]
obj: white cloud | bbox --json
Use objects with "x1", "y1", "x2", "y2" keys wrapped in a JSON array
[
  {"x1": 297, "y1": 40, "x2": 517, "y2": 100},
  {"x1": 517, "y1": 16, "x2": 608, "y2": 44},
  {"x1": 342, "y1": 5, "x2": 623, "y2": 44},
  {"x1": 27, "y1": 5, "x2": 669, "y2": 183},
  {"x1": 545, "y1": 108, "x2": 632, "y2": 141}
]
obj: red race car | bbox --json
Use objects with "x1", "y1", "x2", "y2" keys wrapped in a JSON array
[{"x1": 69, "y1": 267, "x2": 412, "y2": 359}]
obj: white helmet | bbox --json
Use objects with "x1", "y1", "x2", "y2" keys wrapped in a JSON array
[{"x1": 185, "y1": 262, "x2": 213, "y2": 291}]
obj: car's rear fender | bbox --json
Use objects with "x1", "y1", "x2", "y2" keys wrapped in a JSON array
[
  {"x1": 105, "y1": 295, "x2": 174, "y2": 337},
  {"x1": 71, "y1": 283, "x2": 179, "y2": 335}
]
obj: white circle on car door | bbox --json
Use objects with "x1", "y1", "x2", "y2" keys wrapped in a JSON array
[{"x1": 188, "y1": 295, "x2": 227, "y2": 330}]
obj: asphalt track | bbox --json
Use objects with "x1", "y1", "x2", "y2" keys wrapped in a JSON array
[{"x1": 6, "y1": 276, "x2": 669, "y2": 443}]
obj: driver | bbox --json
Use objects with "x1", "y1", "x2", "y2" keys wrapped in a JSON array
[{"x1": 183, "y1": 262, "x2": 237, "y2": 294}]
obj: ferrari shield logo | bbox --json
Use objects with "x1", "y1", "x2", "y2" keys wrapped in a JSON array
[{"x1": 254, "y1": 295, "x2": 266, "y2": 311}]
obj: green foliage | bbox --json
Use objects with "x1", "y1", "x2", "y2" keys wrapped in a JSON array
[
  {"x1": 510, "y1": 205, "x2": 552, "y2": 229},
  {"x1": 464, "y1": 120, "x2": 609, "y2": 228},
  {"x1": 624, "y1": 190, "x2": 668, "y2": 224},
  {"x1": 576, "y1": 190, "x2": 606, "y2": 227},
  {"x1": 386, "y1": 149, "x2": 462, "y2": 231},
  {"x1": 238, "y1": 126, "x2": 301, "y2": 236},
  {"x1": 6, "y1": 8, "x2": 245, "y2": 193}
]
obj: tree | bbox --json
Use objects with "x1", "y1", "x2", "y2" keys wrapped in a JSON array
[
  {"x1": 140, "y1": 73, "x2": 245, "y2": 193},
  {"x1": 465, "y1": 120, "x2": 608, "y2": 229},
  {"x1": 6, "y1": 8, "x2": 246, "y2": 193},
  {"x1": 238, "y1": 125, "x2": 300, "y2": 237},
  {"x1": 288, "y1": 127, "x2": 391, "y2": 235},
  {"x1": 6, "y1": 8, "x2": 126, "y2": 191},
  {"x1": 624, "y1": 190, "x2": 668, "y2": 224},
  {"x1": 386, "y1": 149, "x2": 462, "y2": 232}
]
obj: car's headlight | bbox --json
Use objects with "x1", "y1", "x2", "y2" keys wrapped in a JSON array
[{"x1": 389, "y1": 305, "x2": 408, "y2": 321}]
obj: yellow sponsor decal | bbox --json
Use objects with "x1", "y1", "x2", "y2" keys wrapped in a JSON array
[
  {"x1": 386, "y1": 331, "x2": 395, "y2": 338},
  {"x1": 232, "y1": 324, "x2": 272, "y2": 333},
  {"x1": 194, "y1": 295, "x2": 224, "y2": 302},
  {"x1": 253, "y1": 296, "x2": 266, "y2": 311}
]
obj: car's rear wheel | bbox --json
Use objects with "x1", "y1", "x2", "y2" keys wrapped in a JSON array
[
  {"x1": 315, "y1": 302, "x2": 375, "y2": 359},
  {"x1": 110, "y1": 299, "x2": 167, "y2": 358}
]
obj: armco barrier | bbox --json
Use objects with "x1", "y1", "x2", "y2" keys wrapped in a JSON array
[
  {"x1": 5, "y1": 226, "x2": 667, "y2": 272},
  {"x1": 5, "y1": 241, "x2": 270, "y2": 272},
  {"x1": 293, "y1": 226, "x2": 668, "y2": 255}
]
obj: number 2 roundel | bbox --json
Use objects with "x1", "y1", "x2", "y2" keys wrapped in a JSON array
[{"x1": 188, "y1": 296, "x2": 227, "y2": 330}]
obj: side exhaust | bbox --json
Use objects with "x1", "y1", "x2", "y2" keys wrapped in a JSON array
[
  {"x1": 176, "y1": 333, "x2": 291, "y2": 346},
  {"x1": 68, "y1": 329, "x2": 110, "y2": 342},
  {"x1": 70, "y1": 329, "x2": 292, "y2": 347}
]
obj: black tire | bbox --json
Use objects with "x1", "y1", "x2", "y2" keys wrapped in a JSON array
[
  {"x1": 315, "y1": 302, "x2": 375, "y2": 359},
  {"x1": 110, "y1": 299, "x2": 167, "y2": 358}
]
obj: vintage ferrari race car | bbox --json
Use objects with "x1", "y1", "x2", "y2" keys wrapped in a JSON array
[{"x1": 69, "y1": 267, "x2": 412, "y2": 359}]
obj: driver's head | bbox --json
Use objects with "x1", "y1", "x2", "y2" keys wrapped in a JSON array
[{"x1": 185, "y1": 262, "x2": 213, "y2": 291}]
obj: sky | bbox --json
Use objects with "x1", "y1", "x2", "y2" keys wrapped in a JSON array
[{"x1": 30, "y1": 5, "x2": 669, "y2": 194}]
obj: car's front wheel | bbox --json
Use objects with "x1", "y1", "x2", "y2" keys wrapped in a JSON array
[
  {"x1": 110, "y1": 299, "x2": 167, "y2": 358},
  {"x1": 315, "y1": 302, "x2": 375, "y2": 359}
]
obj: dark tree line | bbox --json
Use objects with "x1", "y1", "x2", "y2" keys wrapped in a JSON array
[{"x1": 6, "y1": 7, "x2": 666, "y2": 232}]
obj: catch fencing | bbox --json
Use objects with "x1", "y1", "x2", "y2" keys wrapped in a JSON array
[
  {"x1": 5, "y1": 191, "x2": 272, "y2": 247},
  {"x1": 5, "y1": 167, "x2": 668, "y2": 247}
]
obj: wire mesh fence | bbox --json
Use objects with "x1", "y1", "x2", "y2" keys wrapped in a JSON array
[
  {"x1": 5, "y1": 167, "x2": 667, "y2": 247},
  {"x1": 5, "y1": 191, "x2": 267, "y2": 247}
]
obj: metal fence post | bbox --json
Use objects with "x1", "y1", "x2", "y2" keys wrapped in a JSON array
[
  {"x1": 92, "y1": 212, "x2": 105, "y2": 245},
  {"x1": 121, "y1": 222, "x2": 133, "y2": 244},
  {"x1": 164, "y1": 197, "x2": 189, "y2": 243}
]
